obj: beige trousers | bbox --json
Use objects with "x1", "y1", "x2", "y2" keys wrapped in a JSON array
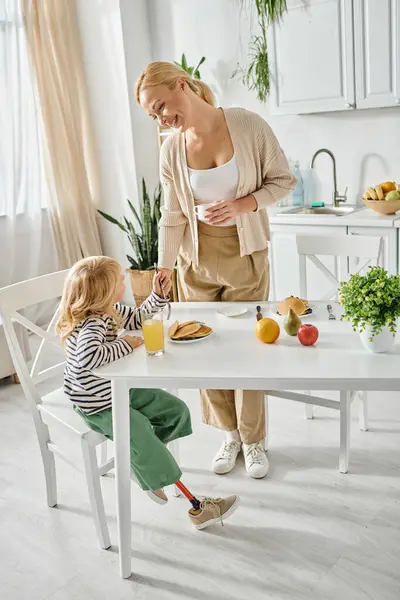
[{"x1": 177, "y1": 221, "x2": 270, "y2": 445}]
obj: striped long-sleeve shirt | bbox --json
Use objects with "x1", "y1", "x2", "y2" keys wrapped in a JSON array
[{"x1": 64, "y1": 292, "x2": 166, "y2": 414}]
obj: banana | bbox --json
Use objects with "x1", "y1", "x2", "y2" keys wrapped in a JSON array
[
  {"x1": 362, "y1": 191, "x2": 371, "y2": 200},
  {"x1": 375, "y1": 184, "x2": 384, "y2": 200},
  {"x1": 367, "y1": 187, "x2": 378, "y2": 200}
]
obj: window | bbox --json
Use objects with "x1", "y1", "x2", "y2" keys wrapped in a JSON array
[{"x1": 0, "y1": 0, "x2": 48, "y2": 217}]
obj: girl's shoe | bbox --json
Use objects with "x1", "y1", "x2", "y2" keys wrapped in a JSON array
[
  {"x1": 146, "y1": 489, "x2": 168, "y2": 505},
  {"x1": 188, "y1": 495, "x2": 240, "y2": 530}
]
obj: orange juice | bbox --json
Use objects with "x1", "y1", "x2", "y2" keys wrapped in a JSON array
[{"x1": 142, "y1": 318, "x2": 165, "y2": 356}]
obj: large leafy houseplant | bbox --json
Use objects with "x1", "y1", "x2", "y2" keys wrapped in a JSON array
[
  {"x1": 339, "y1": 266, "x2": 400, "y2": 340},
  {"x1": 98, "y1": 179, "x2": 178, "y2": 305},
  {"x1": 235, "y1": 0, "x2": 288, "y2": 102},
  {"x1": 98, "y1": 179, "x2": 161, "y2": 271}
]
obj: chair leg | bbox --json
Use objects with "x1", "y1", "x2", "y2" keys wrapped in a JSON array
[
  {"x1": 304, "y1": 391, "x2": 314, "y2": 419},
  {"x1": 99, "y1": 441, "x2": 108, "y2": 475},
  {"x1": 168, "y1": 439, "x2": 181, "y2": 497},
  {"x1": 339, "y1": 391, "x2": 351, "y2": 474},
  {"x1": 37, "y1": 422, "x2": 57, "y2": 507},
  {"x1": 166, "y1": 389, "x2": 181, "y2": 497},
  {"x1": 81, "y1": 438, "x2": 111, "y2": 550},
  {"x1": 42, "y1": 444, "x2": 57, "y2": 508},
  {"x1": 264, "y1": 394, "x2": 269, "y2": 451},
  {"x1": 358, "y1": 391, "x2": 368, "y2": 431}
]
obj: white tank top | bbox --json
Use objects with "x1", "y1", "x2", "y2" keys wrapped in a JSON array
[{"x1": 188, "y1": 154, "x2": 239, "y2": 227}]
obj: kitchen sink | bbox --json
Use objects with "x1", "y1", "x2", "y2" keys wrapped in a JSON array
[{"x1": 277, "y1": 205, "x2": 360, "y2": 217}]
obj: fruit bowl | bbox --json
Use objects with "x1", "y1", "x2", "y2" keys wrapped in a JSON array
[{"x1": 362, "y1": 198, "x2": 400, "y2": 215}]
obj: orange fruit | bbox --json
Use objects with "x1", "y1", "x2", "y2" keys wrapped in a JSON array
[
  {"x1": 381, "y1": 181, "x2": 396, "y2": 194},
  {"x1": 255, "y1": 318, "x2": 280, "y2": 344}
]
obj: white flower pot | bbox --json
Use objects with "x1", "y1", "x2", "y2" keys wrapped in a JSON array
[{"x1": 359, "y1": 324, "x2": 395, "y2": 353}]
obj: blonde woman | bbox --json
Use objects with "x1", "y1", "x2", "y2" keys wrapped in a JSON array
[
  {"x1": 136, "y1": 62, "x2": 296, "y2": 479},
  {"x1": 56, "y1": 256, "x2": 239, "y2": 529}
]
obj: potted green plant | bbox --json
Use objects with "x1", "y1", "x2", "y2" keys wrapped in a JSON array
[
  {"x1": 98, "y1": 179, "x2": 177, "y2": 306},
  {"x1": 339, "y1": 266, "x2": 400, "y2": 353},
  {"x1": 174, "y1": 53, "x2": 206, "y2": 79}
]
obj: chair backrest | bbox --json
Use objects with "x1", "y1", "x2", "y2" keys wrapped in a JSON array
[
  {"x1": 296, "y1": 234, "x2": 383, "y2": 300},
  {"x1": 0, "y1": 270, "x2": 69, "y2": 411}
]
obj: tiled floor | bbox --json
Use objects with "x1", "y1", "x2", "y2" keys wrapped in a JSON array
[{"x1": 1, "y1": 374, "x2": 399, "y2": 600}]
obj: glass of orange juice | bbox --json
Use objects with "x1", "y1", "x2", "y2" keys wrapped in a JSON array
[{"x1": 142, "y1": 315, "x2": 165, "y2": 356}]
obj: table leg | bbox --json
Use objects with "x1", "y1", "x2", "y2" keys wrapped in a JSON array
[
  {"x1": 111, "y1": 379, "x2": 131, "y2": 578},
  {"x1": 339, "y1": 390, "x2": 351, "y2": 474}
]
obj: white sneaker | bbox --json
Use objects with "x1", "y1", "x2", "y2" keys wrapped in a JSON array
[
  {"x1": 212, "y1": 440, "x2": 242, "y2": 475},
  {"x1": 243, "y1": 442, "x2": 269, "y2": 479}
]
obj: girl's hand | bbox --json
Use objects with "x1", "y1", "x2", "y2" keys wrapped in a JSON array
[
  {"x1": 122, "y1": 335, "x2": 144, "y2": 350},
  {"x1": 153, "y1": 271, "x2": 172, "y2": 298}
]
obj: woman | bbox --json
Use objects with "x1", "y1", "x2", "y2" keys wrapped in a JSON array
[{"x1": 135, "y1": 62, "x2": 296, "y2": 479}]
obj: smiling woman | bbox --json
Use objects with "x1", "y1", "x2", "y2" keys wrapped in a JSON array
[{"x1": 135, "y1": 61, "x2": 297, "y2": 481}]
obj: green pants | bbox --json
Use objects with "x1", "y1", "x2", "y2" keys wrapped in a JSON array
[{"x1": 77, "y1": 389, "x2": 192, "y2": 491}]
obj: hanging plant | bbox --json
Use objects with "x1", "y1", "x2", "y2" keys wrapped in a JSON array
[{"x1": 234, "y1": 0, "x2": 288, "y2": 102}]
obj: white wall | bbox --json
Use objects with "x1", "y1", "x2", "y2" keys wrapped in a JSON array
[
  {"x1": 148, "y1": 0, "x2": 400, "y2": 205},
  {"x1": 76, "y1": 0, "x2": 159, "y2": 289}
]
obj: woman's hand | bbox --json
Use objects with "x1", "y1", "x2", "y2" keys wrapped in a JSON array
[
  {"x1": 205, "y1": 195, "x2": 258, "y2": 226},
  {"x1": 153, "y1": 271, "x2": 172, "y2": 298},
  {"x1": 122, "y1": 335, "x2": 144, "y2": 350}
]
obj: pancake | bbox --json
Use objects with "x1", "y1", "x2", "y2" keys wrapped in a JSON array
[
  {"x1": 168, "y1": 321, "x2": 179, "y2": 338},
  {"x1": 171, "y1": 322, "x2": 202, "y2": 339},
  {"x1": 189, "y1": 325, "x2": 213, "y2": 338}
]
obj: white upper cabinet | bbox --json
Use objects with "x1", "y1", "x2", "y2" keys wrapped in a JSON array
[
  {"x1": 354, "y1": 0, "x2": 400, "y2": 109},
  {"x1": 269, "y1": 0, "x2": 356, "y2": 114},
  {"x1": 269, "y1": 0, "x2": 400, "y2": 114}
]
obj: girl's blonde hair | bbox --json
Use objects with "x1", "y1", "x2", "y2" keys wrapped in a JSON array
[
  {"x1": 135, "y1": 61, "x2": 216, "y2": 107},
  {"x1": 56, "y1": 256, "x2": 122, "y2": 343}
]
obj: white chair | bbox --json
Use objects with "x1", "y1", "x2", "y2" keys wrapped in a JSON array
[
  {"x1": 0, "y1": 270, "x2": 183, "y2": 547},
  {"x1": 267, "y1": 233, "x2": 383, "y2": 473},
  {"x1": 0, "y1": 270, "x2": 114, "y2": 549}
]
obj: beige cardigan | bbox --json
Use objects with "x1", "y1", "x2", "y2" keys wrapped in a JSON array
[{"x1": 158, "y1": 107, "x2": 297, "y2": 270}]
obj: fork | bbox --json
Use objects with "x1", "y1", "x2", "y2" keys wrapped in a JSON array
[
  {"x1": 327, "y1": 304, "x2": 336, "y2": 320},
  {"x1": 154, "y1": 263, "x2": 171, "y2": 320}
]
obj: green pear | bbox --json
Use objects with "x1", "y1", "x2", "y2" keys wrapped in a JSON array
[
  {"x1": 284, "y1": 307, "x2": 302, "y2": 336},
  {"x1": 386, "y1": 190, "x2": 400, "y2": 201}
]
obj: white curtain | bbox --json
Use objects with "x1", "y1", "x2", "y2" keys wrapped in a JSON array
[{"x1": 0, "y1": 0, "x2": 58, "y2": 296}]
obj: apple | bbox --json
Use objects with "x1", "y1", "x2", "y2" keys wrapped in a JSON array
[{"x1": 297, "y1": 324, "x2": 319, "y2": 346}]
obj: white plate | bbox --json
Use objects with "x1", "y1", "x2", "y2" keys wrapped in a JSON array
[
  {"x1": 216, "y1": 307, "x2": 248, "y2": 318},
  {"x1": 168, "y1": 331, "x2": 214, "y2": 344},
  {"x1": 274, "y1": 304, "x2": 316, "y2": 320}
]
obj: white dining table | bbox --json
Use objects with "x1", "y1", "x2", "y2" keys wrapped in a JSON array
[{"x1": 93, "y1": 301, "x2": 400, "y2": 578}]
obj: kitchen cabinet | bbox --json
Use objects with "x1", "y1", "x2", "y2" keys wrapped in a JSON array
[
  {"x1": 269, "y1": 0, "x2": 355, "y2": 115},
  {"x1": 269, "y1": 224, "x2": 347, "y2": 300},
  {"x1": 347, "y1": 226, "x2": 398, "y2": 274},
  {"x1": 269, "y1": 0, "x2": 400, "y2": 114},
  {"x1": 353, "y1": 0, "x2": 400, "y2": 109}
]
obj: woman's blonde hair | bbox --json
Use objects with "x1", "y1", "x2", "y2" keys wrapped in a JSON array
[
  {"x1": 56, "y1": 256, "x2": 122, "y2": 343},
  {"x1": 135, "y1": 61, "x2": 216, "y2": 107}
]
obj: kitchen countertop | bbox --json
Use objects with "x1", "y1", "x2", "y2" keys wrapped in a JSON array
[{"x1": 268, "y1": 206, "x2": 400, "y2": 228}]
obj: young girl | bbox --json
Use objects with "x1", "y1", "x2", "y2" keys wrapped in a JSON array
[{"x1": 56, "y1": 256, "x2": 239, "y2": 529}]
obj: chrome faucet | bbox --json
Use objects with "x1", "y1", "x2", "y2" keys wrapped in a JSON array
[{"x1": 310, "y1": 148, "x2": 348, "y2": 207}]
